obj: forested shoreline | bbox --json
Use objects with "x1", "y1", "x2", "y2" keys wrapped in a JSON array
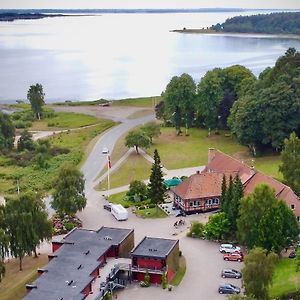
[{"x1": 211, "y1": 12, "x2": 300, "y2": 35}]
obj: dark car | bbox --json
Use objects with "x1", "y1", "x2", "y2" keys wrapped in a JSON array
[
  {"x1": 103, "y1": 203, "x2": 111, "y2": 211},
  {"x1": 289, "y1": 251, "x2": 296, "y2": 258},
  {"x1": 221, "y1": 269, "x2": 242, "y2": 279},
  {"x1": 218, "y1": 283, "x2": 241, "y2": 294},
  {"x1": 175, "y1": 211, "x2": 186, "y2": 217}
]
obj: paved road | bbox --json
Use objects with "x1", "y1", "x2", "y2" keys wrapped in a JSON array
[{"x1": 81, "y1": 114, "x2": 155, "y2": 191}]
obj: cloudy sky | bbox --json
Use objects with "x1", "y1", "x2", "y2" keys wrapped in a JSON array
[{"x1": 1, "y1": 0, "x2": 299, "y2": 9}]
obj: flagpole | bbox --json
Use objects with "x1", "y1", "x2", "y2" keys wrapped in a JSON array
[{"x1": 107, "y1": 154, "x2": 110, "y2": 198}]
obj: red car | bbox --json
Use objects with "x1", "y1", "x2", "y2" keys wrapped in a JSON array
[{"x1": 223, "y1": 252, "x2": 243, "y2": 262}]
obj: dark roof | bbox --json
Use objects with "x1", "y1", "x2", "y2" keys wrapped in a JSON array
[
  {"x1": 23, "y1": 227, "x2": 133, "y2": 300},
  {"x1": 131, "y1": 237, "x2": 178, "y2": 259}
]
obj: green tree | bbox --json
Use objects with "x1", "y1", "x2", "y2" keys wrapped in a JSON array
[
  {"x1": 0, "y1": 112, "x2": 15, "y2": 153},
  {"x1": 187, "y1": 221, "x2": 205, "y2": 238},
  {"x1": 148, "y1": 149, "x2": 166, "y2": 205},
  {"x1": 125, "y1": 129, "x2": 151, "y2": 154},
  {"x1": 27, "y1": 83, "x2": 45, "y2": 120},
  {"x1": 126, "y1": 180, "x2": 148, "y2": 202},
  {"x1": 162, "y1": 272, "x2": 167, "y2": 289},
  {"x1": 51, "y1": 162, "x2": 86, "y2": 216},
  {"x1": 242, "y1": 247, "x2": 278, "y2": 300},
  {"x1": 164, "y1": 74, "x2": 196, "y2": 135},
  {"x1": 279, "y1": 132, "x2": 300, "y2": 193},
  {"x1": 228, "y1": 174, "x2": 243, "y2": 233},
  {"x1": 237, "y1": 184, "x2": 299, "y2": 253},
  {"x1": 205, "y1": 212, "x2": 231, "y2": 241},
  {"x1": 155, "y1": 100, "x2": 165, "y2": 120},
  {"x1": 0, "y1": 228, "x2": 8, "y2": 282},
  {"x1": 17, "y1": 130, "x2": 35, "y2": 151},
  {"x1": 140, "y1": 121, "x2": 161, "y2": 143},
  {"x1": 220, "y1": 175, "x2": 227, "y2": 212}
]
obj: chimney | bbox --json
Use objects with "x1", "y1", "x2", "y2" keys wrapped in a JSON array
[
  {"x1": 250, "y1": 166, "x2": 256, "y2": 176},
  {"x1": 208, "y1": 148, "x2": 217, "y2": 164}
]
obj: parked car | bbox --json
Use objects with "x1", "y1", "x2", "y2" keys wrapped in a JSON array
[
  {"x1": 219, "y1": 244, "x2": 241, "y2": 253},
  {"x1": 221, "y1": 269, "x2": 242, "y2": 279},
  {"x1": 289, "y1": 251, "x2": 296, "y2": 258},
  {"x1": 223, "y1": 252, "x2": 244, "y2": 262},
  {"x1": 103, "y1": 203, "x2": 111, "y2": 211},
  {"x1": 175, "y1": 211, "x2": 186, "y2": 217},
  {"x1": 102, "y1": 147, "x2": 109, "y2": 154},
  {"x1": 218, "y1": 283, "x2": 241, "y2": 294}
]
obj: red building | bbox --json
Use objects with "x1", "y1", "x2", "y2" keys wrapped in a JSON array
[
  {"x1": 131, "y1": 237, "x2": 179, "y2": 284},
  {"x1": 172, "y1": 149, "x2": 300, "y2": 222},
  {"x1": 24, "y1": 227, "x2": 134, "y2": 300}
]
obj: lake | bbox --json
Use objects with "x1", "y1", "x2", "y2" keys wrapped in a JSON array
[{"x1": 1, "y1": 11, "x2": 300, "y2": 102}]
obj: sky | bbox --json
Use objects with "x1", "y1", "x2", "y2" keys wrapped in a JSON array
[{"x1": 1, "y1": 0, "x2": 300, "y2": 9}]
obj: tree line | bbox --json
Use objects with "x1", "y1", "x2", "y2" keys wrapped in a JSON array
[
  {"x1": 158, "y1": 48, "x2": 300, "y2": 155},
  {"x1": 211, "y1": 12, "x2": 300, "y2": 35}
]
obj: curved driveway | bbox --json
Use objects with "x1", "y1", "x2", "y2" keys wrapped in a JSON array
[{"x1": 81, "y1": 113, "x2": 155, "y2": 191}]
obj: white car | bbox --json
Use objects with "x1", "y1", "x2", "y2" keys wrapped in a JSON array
[
  {"x1": 219, "y1": 244, "x2": 241, "y2": 253},
  {"x1": 102, "y1": 147, "x2": 109, "y2": 154}
]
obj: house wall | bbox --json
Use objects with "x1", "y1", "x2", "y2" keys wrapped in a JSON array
[
  {"x1": 135, "y1": 272, "x2": 162, "y2": 284},
  {"x1": 106, "y1": 246, "x2": 117, "y2": 258},
  {"x1": 52, "y1": 242, "x2": 63, "y2": 253},
  {"x1": 167, "y1": 267, "x2": 175, "y2": 283},
  {"x1": 166, "y1": 242, "x2": 179, "y2": 274},
  {"x1": 82, "y1": 283, "x2": 92, "y2": 296},
  {"x1": 135, "y1": 257, "x2": 163, "y2": 270},
  {"x1": 118, "y1": 230, "x2": 134, "y2": 258}
]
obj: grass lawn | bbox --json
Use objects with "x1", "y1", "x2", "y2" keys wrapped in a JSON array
[
  {"x1": 0, "y1": 119, "x2": 115, "y2": 196},
  {"x1": 98, "y1": 152, "x2": 152, "y2": 190},
  {"x1": 147, "y1": 127, "x2": 247, "y2": 169},
  {"x1": 108, "y1": 191, "x2": 151, "y2": 208},
  {"x1": 170, "y1": 256, "x2": 186, "y2": 286},
  {"x1": 252, "y1": 155, "x2": 282, "y2": 180},
  {"x1": 112, "y1": 96, "x2": 161, "y2": 107},
  {"x1": 127, "y1": 109, "x2": 154, "y2": 119},
  {"x1": 0, "y1": 254, "x2": 48, "y2": 300},
  {"x1": 30, "y1": 111, "x2": 100, "y2": 130},
  {"x1": 269, "y1": 258, "x2": 300, "y2": 298},
  {"x1": 136, "y1": 206, "x2": 167, "y2": 218}
]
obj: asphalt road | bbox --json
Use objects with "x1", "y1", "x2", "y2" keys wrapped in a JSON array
[{"x1": 81, "y1": 113, "x2": 155, "y2": 191}]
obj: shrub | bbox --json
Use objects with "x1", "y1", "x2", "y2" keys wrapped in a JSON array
[
  {"x1": 144, "y1": 270, "x2": 150, "y2": 287},
  {"x1": 162, "y1": 272, "x2": 167, "y2": 289},
  {"x1": 126, "y1": 180, "x2": 148, "y2": 202},
  {"x1": 14, "y1": 120, "x2": 31, "y2": 128},
  {"x1": 187, "y1": 221, "x2": 205, "y2": 238},
  {"x1": 64, "y1": 222, "x2": 76, "y2": 231}
]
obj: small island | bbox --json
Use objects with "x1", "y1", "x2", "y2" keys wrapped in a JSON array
[
  {"x1": 172, "y1": 11, "x2": 300, "y2": 36},
  {"x1": 0, "y1": 12, "x2": 66, "y2": 22}
]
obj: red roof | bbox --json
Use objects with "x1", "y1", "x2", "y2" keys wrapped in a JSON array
[
  {"x1": 173, "y1": 149, "x2": 300, "y2": 218},
  {"x1": 173, "y1": 171, "x2": 236, "y2": 200}
]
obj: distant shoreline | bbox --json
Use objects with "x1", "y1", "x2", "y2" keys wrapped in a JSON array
[
  {"x1": 0, "y1": 13, "x2": 92, "y2": 22},
  {"x1": 171, "y1": 28, "x2": 300, "y2": 39}
]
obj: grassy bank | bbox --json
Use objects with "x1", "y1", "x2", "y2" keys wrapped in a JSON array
[
  {"x1": 98, "y1": 152, "x2": 152, "y2": 191},
  {"x1": 170, "y1": 256, "x2": 186, "y2": 286},
  {"x1": 136, "y1": 206, "x2": 167, "y2": 218},
  {"x1": 269, "y1": 258, "x2": 300, "y2": 298},
  {"x1": 112, "y1": 96, "x2": 161, "y2": 107},
  {"x1": 0, "y1": 255, "x2": 48, "y2": 300},
  {"x1": 0, "y1": 119, "x2": 115, "y2": 196}
]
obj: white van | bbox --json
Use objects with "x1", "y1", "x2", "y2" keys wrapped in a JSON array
[{"x1": 111, "y1": 204, "x2": 128, "y2": 221}]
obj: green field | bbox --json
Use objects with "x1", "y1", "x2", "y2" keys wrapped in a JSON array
[
  {"x1": 269, "y1": 258, "x2": 300, "y2": 298},
  {"x1": 112, "y1": 96, "x2": 161, "y2": 107},
  {"x1": 30, "y1": 111, "x2": 100, "y2": 130},
  {"x1": 136, "y1": 206, "x2": 167, "y2": 218},
  {"x1": 98, "y1": 152, "x2": 152, "y2": 190},
  {"x1": 0, "y1": 255, "x2": 48, "y2": 300},
  {"x1": 147, "y1": 127, "x2": 247, "y2": 169},
  {"x1": 0, "y1": 119, "x2": 115, "y2": 196}
]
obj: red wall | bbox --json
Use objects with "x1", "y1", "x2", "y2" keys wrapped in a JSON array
[
  {"x1": 82, "y1": 283, "x2": 92, "y2": 296},
  {"x1": 136, "y1": 257, "x2": 162, "y2": 270},
  {"x1": 106, "y1": 246, "x2": 117, "y2": 258},
  {"x1": 91, "y1": 268, "x2": 99, "y2": 278},
  {"x1": 52, "y1": 242, "x2": 63, "y2": 253},
  {"x1": 136, "y1": 272, "x2": 162, "y2": 284}
]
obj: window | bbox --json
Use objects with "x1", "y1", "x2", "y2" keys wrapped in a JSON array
[
  {"x1": 297, "y1": 216, "x2": 300, "y2": 222},
  {"x1": 215, "y1": 198, "x2": 219, "y2": 204},
  {"x1": 291, "y1": 204, "x2": 295, "y2": 210},
  {"x1": 189, "y1": 202, "x2": 193, "y2": 207}
]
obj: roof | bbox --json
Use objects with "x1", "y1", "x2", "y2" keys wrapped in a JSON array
[
  {"x1": 131, "y1": 237, "x2": 178, "y2": 259},
  {"x1": 204, "y1": 149, "x2": 300, "y2": 215},
  {"x1": 172, "y1": 172, "x2": 236, "y2": 200},
  {"x1": 164, "y1": 178, "x2": 182, "y2": 187},
  {"x1": 23, "y1": 227, "x2": 133, "y2": 300}
]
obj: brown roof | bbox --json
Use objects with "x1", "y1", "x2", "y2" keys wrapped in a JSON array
[
  {"x1": 172, "y1": 171, "x2": 236, "y2": 200},
  {"x1": 204, "y1": 149, "x2": 300, "y2": 217}
]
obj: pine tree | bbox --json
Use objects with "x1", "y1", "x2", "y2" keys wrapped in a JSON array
[
  {"x1": 148, "y1": 149, "x2": 166, "y2": 205},
  {"x1": 220, "y1": 175, "x2": 227, "y2": 212},
  {"x1": 228, "y1": 174, "x2": 244, "y2": 233},
  {"x1": 224, "y1": 175, "x2": 234, "y2": 216}
]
